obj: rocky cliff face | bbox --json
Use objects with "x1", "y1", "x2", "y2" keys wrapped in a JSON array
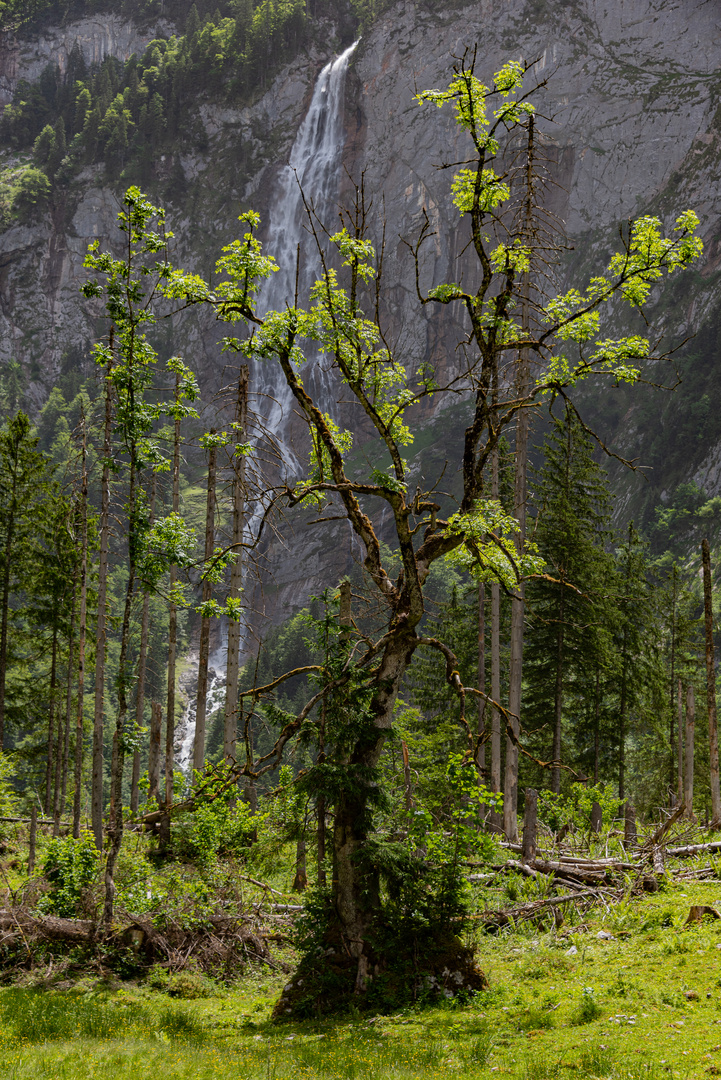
[
  {"x1": 1, "y1": 0, "x2": 720, "y2": 614},
  {"x1": 344, "y1": 0, "x2": 721, "y2": 507},
  {"x1": 0, "y1": 14, "x2": 171, "y2": 105}
]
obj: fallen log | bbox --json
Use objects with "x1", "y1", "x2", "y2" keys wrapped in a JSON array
[
  {"x1": 479, "y1": 888, "x2": 609, "y2": 929},
  {"x1": 533, "y1": 860, "x2": 613, "y2": 885},
  {"x1": 666, "y1": 840, "x2": 721, "y2": 858}
]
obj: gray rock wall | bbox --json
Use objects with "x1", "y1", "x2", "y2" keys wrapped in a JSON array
[{"x1": 1, "y1": 0, "x2": 720, "y2": 619}]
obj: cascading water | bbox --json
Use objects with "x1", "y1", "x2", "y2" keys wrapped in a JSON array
[
  {"x1": 174, "y1": 41, "x2": 358, "y2": 772},
  {"x1": 255, "y1": 39, "x2": 359, "y2": 468}
]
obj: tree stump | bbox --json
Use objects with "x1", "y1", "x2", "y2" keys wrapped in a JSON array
[
  {"x1": 624, "y1": 802, "x2": 637, "y2": 847},
  {"x1": 590, "y1": 802, "x2": 602, "y2": 834},
  {"x1": 521, "y1": 788, "x2": 538, "y2": 865}
]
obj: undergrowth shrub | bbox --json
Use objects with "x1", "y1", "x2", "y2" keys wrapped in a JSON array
[
  {"x1": 39, "y1": 830, "x2": 98, "y2": 917},
  {"x1": 172, "y1": 794, "x2": 256, "y2": 868},
  {"x1": 572, "y1": 985, "x2": 602, "y2": 1024}
]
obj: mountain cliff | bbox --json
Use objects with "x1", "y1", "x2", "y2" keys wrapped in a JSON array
[{"x1": 0, "y1": 0, "x2": 720, "y2": 615}]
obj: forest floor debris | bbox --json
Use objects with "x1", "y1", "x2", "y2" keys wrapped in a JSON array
[{"x1": 0, "y1": 875, "x2": 720, "y2": 1077}]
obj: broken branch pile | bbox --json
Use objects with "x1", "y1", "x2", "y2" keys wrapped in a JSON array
[{"x1": 0, "y1": 906, "x2": 290, "y2": 978}]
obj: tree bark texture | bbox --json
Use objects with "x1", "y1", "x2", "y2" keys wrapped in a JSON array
[
  {"x1": 162, "y1": 375, "x2": 182, "y2": 845},
  {"x1": 490, "y1": 439, "x2": 502, "y2": 830},
  {"x1": 505, "y1": 198, "x2": 532, "y2": 841},
  {"x1": 73, "y1": 424, "x2": 89, "y2": 838},
  {"x1": 91, "y1": 357, "x2": 112, "y2": 849},
  {"x1": 677, "y1": 678, "x2": 684, "y2": 804},
  {"x1": 224, "y1": 365, "x2": 248, "y2": 767},
  {"x1": 685, "y1": 684, "x2": 696, "y2": 821},
  {"x1": 521, "y1": 788, "x2": 537, "y2": 865},
  {"x1": 477, "y1": 582, "x2": 486, "y2": 774},
  {"x1": 293, "y1": 835, "x2": 308, "y2": 892},
  {"x1": 551, "y1": 585, "x2": 565, "y2": 795},
  {"x1": 148, "y1": 700, "x2": 162, "y2": 804},
  {"x1": 44, "y1": 623, "x2": 58, "y2": 816},
  {"x1": 702, "y1": 538, "x2": 721, "y2": 825},
  {"x1": 105, "y1": 465, "x2": 137, "y2": 923},
  {"x1": 55, "y1": 580, "x2": 77, "y2": 836},
  {"x1": 131, "y1": 477, "x2": 155, "y2": 815},
  {"x1": 624, "y1": 802, "x2": 637, "y2": 847},
  {"x1": 193, "y1": 437, "x2": 217, "y2": 777}
]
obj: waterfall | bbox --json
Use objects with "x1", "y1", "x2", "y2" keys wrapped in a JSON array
[
  {"x1": 255, "y1": 39, "x2": 359, "y2": 462},
  {"x1": 174, "y1": 42, "x2": 358, "y2": 773}
]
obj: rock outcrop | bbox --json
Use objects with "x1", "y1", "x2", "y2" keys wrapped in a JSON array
[{"x1": 1, "y1": 0, "x2": 720, "y2": 617}]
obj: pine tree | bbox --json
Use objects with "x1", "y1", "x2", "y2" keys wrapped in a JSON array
[
  {"x1": 524, "y1": 404, "x2": 618, "y2": 793},
  {"x1": 0, "y1": 413, "x2": 52, "y2": 750}
]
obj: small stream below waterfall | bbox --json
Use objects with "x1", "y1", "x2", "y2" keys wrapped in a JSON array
[{"x1": 175, "y1": 41, "x2": 358, "y2": 773}]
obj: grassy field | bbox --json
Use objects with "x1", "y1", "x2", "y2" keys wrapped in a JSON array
[{"x1": 2, "y1": 876, "x2": 721, "y2": 1079}]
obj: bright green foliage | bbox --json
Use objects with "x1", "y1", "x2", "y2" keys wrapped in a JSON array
[
  {"x1": 538, "y1": 782, "x2": 623, "y2": 833},
  {"x1": 445, "y1": 498, "x2": 544, "y2": 588},
  {"x1": 40, "y1": 830, "x2": 98, "y2": 917},
  {"x1": 417, "y1": 59, "x2": 702, "y2": 394},
  {"x1": 82, "y1": 188, "x2": 235, "y2": 617},
  {"x1": 174, "y1": 799, "x2": 256, "y2": 869}
]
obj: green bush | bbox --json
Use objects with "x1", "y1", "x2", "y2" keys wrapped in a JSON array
[
  {"x1": 39, "y1": 830, "x2": 98, "y2": 917},
  {"x1": 172, "y1": 798, "x2": 256, "y2": 868}
]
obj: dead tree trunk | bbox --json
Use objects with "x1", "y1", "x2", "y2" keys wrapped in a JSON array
[
  {"x1": 131, "y1": 477, "x2": 155, "y2": 814},
  {"x1": 490, "y1": 436, "x2": 502, "y2": 831},
  {"x1": 224, "y1": 365, "x2": 248, "y2": 770},
  {"x1": 28, "y1": 805, "x2": 37, "y2": 876},
  {"x1": 162, "y1": 374, "x2": 182, "y2": 846},
  {"x1": 476, "y1": 582, "x2": 485, "y2": 775},
  {"x1": 685, "y1": 684, "x2": 697, "y2": 822},
  {"x1": 521, "y1": 788, "x2": 537, "y2": 865},
  {"x1": 669, "y1": 565, "x2": 678, "y2": 799},
  {"x1": 551, "y1": 584, "x2": 565, "y2": 795},
  {"x1": 91, "y1": 355, "x2": 112, "y2": 849},
  {"x1": 590, "y1": 802, "x2": 602, "y2": 834},
  {"x1": 193, "y1": 436, "x2": 218, "y2": 777},
  {"x1": 618, "y1": 527, "x2": 632, "y2": 802},
  {"x1": 702, "y1": 538, "x2": 721, "y2": 826},
  {"x1": 677, "y1": 678, "x2": 684, "y2": 804},
  {"x1": 624, "y1": 802, "x2": 637, "y2": 847},
  {"x1": 73, "y1": 421, "x2": 89, "y2": 838},
  {"x1": 148, "y1": 701, "x2": 162, "y2": 804},
  {"x1": 55, "y1": 576, "x2": 77, "y2": 836},
  {"x1": 44, "y1": 621, "x2": 58, "y2": 816},
  {"x1": 505, "y1": 132, "x2": 534, "y2": 841},
  {"x1": 293, "y1": 834, "x2": 308, "y2": 892},
  {"x1": 105, "y1": 465, "x2": 138, "y2": 923},
  {"x1": 317, "y1": 695, "x2": 327, "y2": 887}
]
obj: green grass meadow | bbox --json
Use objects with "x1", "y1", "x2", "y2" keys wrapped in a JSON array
[{"x1": 2, "y1": 879, "x2": 721, "y2": 1079}]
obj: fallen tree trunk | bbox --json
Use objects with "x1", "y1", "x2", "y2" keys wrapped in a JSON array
[
  {"x1": 666, "y1": 840, "x2": 721, "y2": 858},
  {"x1": 479, "y1": 888, "x2": 609, "y2": 930},
  {"x1": 0, "y1": 909, "x2": 281, "y2": 975}
]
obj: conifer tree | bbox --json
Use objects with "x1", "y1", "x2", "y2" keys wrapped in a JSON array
[
  {"x1": 524, "y1": 403, "x2": 618, "y2": 792},
  {"x1": 0, "y1": 413, "x2": 51, "y2": 749}
]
